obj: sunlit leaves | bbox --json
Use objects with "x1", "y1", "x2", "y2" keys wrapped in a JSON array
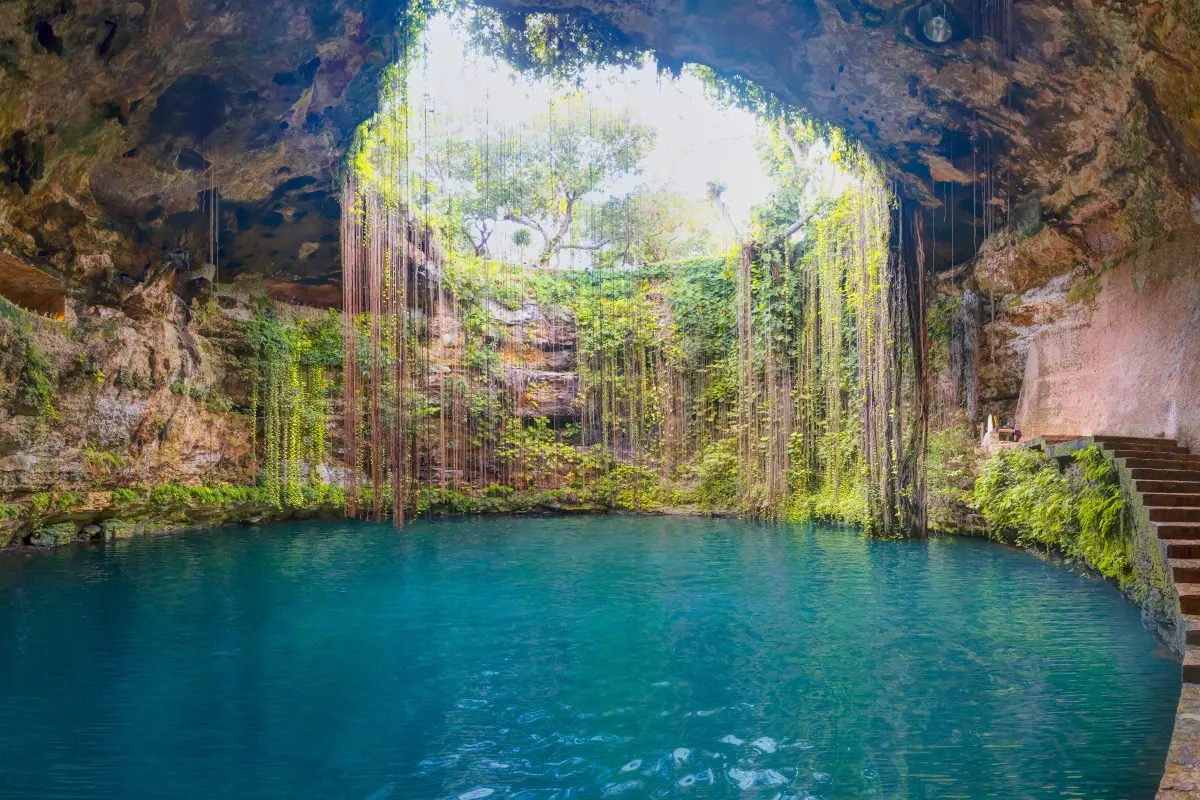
[{"x1": 465, "y1": 8, "x2": 648, "y2": 83}]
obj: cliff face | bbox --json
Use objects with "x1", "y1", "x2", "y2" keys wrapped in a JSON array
[
  {"x1": 1013, "y1": 233, "x2": 1200, "y2": 444},
  {"x1": 0, "y1": 279, "x2": 250, "y2": 499}
]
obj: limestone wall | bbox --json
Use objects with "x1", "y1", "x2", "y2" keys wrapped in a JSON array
[{"x1": 1013, "y1": 233, "x2": 1200, "y2": 449}]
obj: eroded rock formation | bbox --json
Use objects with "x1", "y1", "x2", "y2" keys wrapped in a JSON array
[{"x1": 0, "y1": 0, "x2": 400, "y2": 299}]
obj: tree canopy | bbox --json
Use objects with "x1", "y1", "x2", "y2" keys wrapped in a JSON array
[{"x1": 424, "y1": 99, "x2": 657, "y2": 267}]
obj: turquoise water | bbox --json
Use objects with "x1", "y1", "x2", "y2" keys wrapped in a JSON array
[{"x1": 0, "y1": 516, "x2": 1179, "y2": 799}]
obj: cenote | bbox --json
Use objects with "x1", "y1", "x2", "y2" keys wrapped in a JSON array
[{"x1": 0, "y1": 516, "x2": 1179, "y2": 799}]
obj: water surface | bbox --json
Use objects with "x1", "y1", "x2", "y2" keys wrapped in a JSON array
[{"x1": 0, "y1": 516, "x2": 1179, "y2": 799}]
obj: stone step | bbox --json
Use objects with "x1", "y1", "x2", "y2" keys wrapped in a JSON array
[
  {"x1": 1159, "y1": 524, "x2": 1200, "y2": 541},
  {"x1": 1186, "y1": 648, "x2": 1200, "y2": 685},
  {"x1": 1127, "y1": 457, "x2": 1200, "y2": 471},
  {"x1": 1151, "y1": 507, "x2": 1200, "y2": 523},
  {"x1": 1095, "y1": 435, "x2": 1181, "y2": 446},
  {"x1": 1109, "y1": 447, "x2": 1191, "y2": 460},
  {"x1": 1113, "y1": 450, "x2": 1200, "y2": 464},
  {"x1": 1101, "y1": 440, "x2": 1189, "y2": 453},
  {"x1": 1184, "y1": 615, "x2": 1200, "y2": 647},
  {"x1": 1163, "y1": 540, "x2": 1200, "y2": 558},
  {"x1": 1131, "y1": 467, "x2": 1200, "y2": 483},
  {"x1": 1178, "y1": 584, "x2": 1200, "y2": 616},
  {"x1": 1173, "y1": 559, "x2": 1200, "y2": 583},
  {"x1": 1143, "y1": 493, "x2": 1200, "y2": 508},
  {"x1": 1135, "y1": 480, "x2": 1200, "y2": 494}
]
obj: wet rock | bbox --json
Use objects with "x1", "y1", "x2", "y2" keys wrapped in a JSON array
[
  {"x1": 27, "y1": 523, "x2": 77, "y2": 547},
  {"x1": 102, "y1": 520, "x2": 144, "y2": 541}
]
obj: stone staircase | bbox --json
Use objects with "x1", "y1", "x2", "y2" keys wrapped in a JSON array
[
  {"x1": 1035, "y1": 434, "x2": 1200, "y2": 797},
  {"x1": 1086, "y1": 436, "x2": 1200, "y2": 661}
]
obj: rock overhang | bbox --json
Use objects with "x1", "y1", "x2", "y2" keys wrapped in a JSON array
[{"x1": 0, "y1": 0, "x2": 1197, "y2": 308}]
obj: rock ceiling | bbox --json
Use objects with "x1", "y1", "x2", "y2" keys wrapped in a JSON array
[{"x1": 0, "y1": 0, "x2": 1197, "y2": 306}]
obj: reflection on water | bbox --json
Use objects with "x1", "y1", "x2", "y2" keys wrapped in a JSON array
[{"x1": 0, "y1": 516, "x2": 1180, "y2": 799}]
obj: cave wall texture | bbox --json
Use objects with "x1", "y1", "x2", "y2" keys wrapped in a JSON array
[{"x1": 1, "y1": 0, "x2": 1200, "y2": 454}]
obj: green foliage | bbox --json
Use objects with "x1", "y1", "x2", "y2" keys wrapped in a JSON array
[
  {"x1": 28, "y1": 491, "x2": 82, "y2": 516},
  {"x1": 244, "y1": 311, "x2": 341, "y2": 507},
  {"x1": 972, "y1": 446, "x2": 1132, "y2": 584},
  {"x1": 416, "y1": 487, "x2": 488, "y2": 515},
  {"x1": 418, "y1": 97, "x2": 656, "y2": 266},
  {"x1": 662, "y1": 257, "x2": 737, "y2": 368},
  {"x1": 1072, "y1": 446, "x2": 1131, "y2": 583},
  {"x1": 925, "y1": 422, "x2": 979, "y2": 532},
  {"x1": 28, "y1": 493, "x2": 51, "y2": 516},
  {"x1": 692, "y1": 440, "x2": 739, "y2": 512},
  {"x1": 0, "y1": 295, "x2": 23, "y2": 322},
  {"x1": 111, "y1": 488, "x2": 141, "y2": 506},
  {"x1": 0, "y1": 503, "x2": 20, "y2": 520},
  {"x1": 17, "y1": 338, "x2": 57, "y2": 419},
  {"x1": 464, "y1": 8, "x2": 647, "y2": 82},
  {"x1": 138, "y1": 482, "x2": 343, "y2": 512},
  {"x1": 690, "y1": 65, "x2": 787, "y2": 119},
  {"x1": 337, "y1": 14, "x2": 920, "y2": 534},
  {"x1": 30, "y1": 523, "x2": 79, "y2": 546},
  {"x1": 972, "y1": 448, "x2": 1077, "y2": 548},
  {"x1": 497, "y1": 417, "x2": 579, "y2": 491},
  {"x1": 84, "y1": 446, "x2": 125, "y2": 473},
  {"x1": 587, "y1": 463, "x2": 661, "y2": 511},
  {"x1": 148, "y1": 483, "x2": 192, "y2": 508}
]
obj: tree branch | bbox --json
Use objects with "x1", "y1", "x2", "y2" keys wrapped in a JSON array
[
  {"x1": 765, "y1": 211, "x2": 815, "y2": 249},
  {"x1": 558, "y1": 239, "x2": 613, "y2": 252},
  {"x1": 779, "y1": 119, "x2": 809, "y2": 172}
]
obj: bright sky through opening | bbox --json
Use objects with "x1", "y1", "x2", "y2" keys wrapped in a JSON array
[{"x1": 409, "y1": 15, "x2": 775, "y2": 238}]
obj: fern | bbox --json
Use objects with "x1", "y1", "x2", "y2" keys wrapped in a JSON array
[{"x1": 973, "y1": 446, "x2": 1133, "y2": 585}]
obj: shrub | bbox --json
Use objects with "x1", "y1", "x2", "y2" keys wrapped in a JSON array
[
  {"x1": 17, "y1": 340, "x2": 57, "y2": 419},
  {"x1": 972, "y1": 445, "x2": 1132, "y2": 584},
  {"x1": 148, "y1": 484, "x2": 191, "y2": 508},
  {"x1": 925, "y1": 422, "x2": 980, "y2": 532},
  {"x1": 84, "y1": 447, "x2": 125, "y2": 475},
  {"x1": 589, "y1": 464, "x2": 661, "y2": 511},
  {"x1": 416, "y1": 488, "x2": 487, "y2": 515},
  {"x1": 1071, "y1": 446, "x2": 1132, "y2": 584},
  {"x1": 111, "y1": 488, "x2": 141, "y2": 506},
  {"x1": 28, "y1": 492, "x2": 52, "y2": 516},
  {"x1": 972, "y1": 447, "x2": 1077, "y2": 550},
  {"x1": 693, "y1": 440, "x2": 739, "y2": 511},
  {"x1": 27, "y1": 492, "x2": 81, "y2": 516}
]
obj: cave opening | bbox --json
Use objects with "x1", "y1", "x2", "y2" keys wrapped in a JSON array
[
  {"x1": 0, "y1": 0, "x2": 1198, "y2": 795},
  {"x1": 331, "y1": 5, "x2": 928, "y2": 536}
]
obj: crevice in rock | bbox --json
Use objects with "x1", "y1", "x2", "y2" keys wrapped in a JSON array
[
  {"x1": 1, "y1": 131, "x2": 45, "y2": 194},
  {"x1": 34, "y1": 20, "x2": 62, "y2": 55}
]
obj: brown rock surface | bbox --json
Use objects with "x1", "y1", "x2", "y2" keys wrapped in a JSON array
[
  {"x1": 0, "y1": 281, "x2": 260, "y2": 494},
  {"x1": 0, "y1": 0, "x2": 401, "y2": 299}
]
